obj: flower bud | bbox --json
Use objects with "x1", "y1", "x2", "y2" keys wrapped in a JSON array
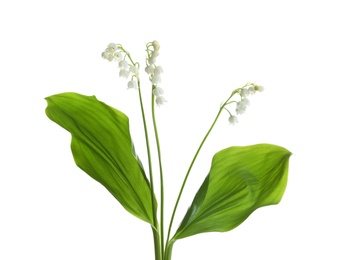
[
  {"x1": 254, "y1": 85, "x2": 264, "y2": 92},
  {"x1": 152, "y1": 40, "x2": 160, "y2": 51}
]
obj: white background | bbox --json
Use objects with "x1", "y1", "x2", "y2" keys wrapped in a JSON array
[{"x1": 1, "y1": 0, "x2": 343, "y2": 259}]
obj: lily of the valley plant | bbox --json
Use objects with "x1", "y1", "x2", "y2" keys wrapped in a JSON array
[{"x1": 45, "y1": 40, "x2": 291, "y2": 260}]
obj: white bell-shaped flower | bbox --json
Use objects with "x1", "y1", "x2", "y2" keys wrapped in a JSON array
[
  {"x1": 119, "y1": 69, "x2": 129, "y2": 78},
  {"x1": 129, "y1": 65, "x2": 138, "y2": 75},
  {"x1": 241, "y1": 98, "x2": 250, "y2": 107},
  {"x1": 118, "y1": 60, "x2": 128, "y2": 68},
  {"x1": 248, "y1": 86, "x2": 256, "y2": 94},
  {"x1": 153, "y1": 87, "x2": 164, "y2": 96},
  {"x1": 151, "y1": 73, "x2": 161, "y2": 85},
  {"x1": 101, "y1": 51, "x2": 109, "y2": 60},
  {"x1": 241, "y1": 88, "x2": 249, "y2": 98},
  {"x1": 154, "y1": 66, "x2": 163, "y2": 75},
  {"x1": 145, "y1": 65, "x2": 154, "y2": 75},
  {"x1": 148, "y1": 56, "x2": 156, "y2": 65},
  {"x1": 114, "y1": 52, "x2": 123, "y2": 61},
  {"x1": 127, "y1": 80, "x2": 137, "y2": 89},
  {"x1": 102, "y1": 51, "x2": 115, "y2": 61},
  {"x1": 229, "y1": 115, "x2": 238, "y2": 125},
  {"x1": 236, "y1": 101, "x2": 247, "y2": 115},
  {"x1": 107, "y1": 43, "x2": 118, "y2": 51},
  {"x1": 156, "y1": 96, "x2": 167, "y2": 106},
  {"x1": 151, "y1": 51, "x2": 159, "y2": 58}
]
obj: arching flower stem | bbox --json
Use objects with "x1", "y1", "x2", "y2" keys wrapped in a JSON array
[
  {"x1": 121, "y1": 46, "x2": 162, "y2": 260},
  {"x1": 151, "y1": 85, "x2": 165, "y2": 259}
]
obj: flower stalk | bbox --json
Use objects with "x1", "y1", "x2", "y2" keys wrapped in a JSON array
[
  {"x1": 102, "y1": 43, "x2": 163, "y2": 259},
  {"x1": 151, "y1": 87, "x2": 165, "y2": 258}
]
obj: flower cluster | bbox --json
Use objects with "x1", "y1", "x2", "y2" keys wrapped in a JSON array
[
  {"x1": 145, "y1": 41, "x2": 166, "y2": 106},
  {"x1": 227, "y1": 83, "x2": 264, "y2": 125},
  {"x1": 101, "y1": 43, "x2": 121, "y2": 61},
  {"x1": 101, "y1": 43, "x2": 139, "y2": 90}
]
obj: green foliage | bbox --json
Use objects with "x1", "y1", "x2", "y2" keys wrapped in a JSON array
[
  {"x1": 45, "y1": 92, "x2": 156, "y2": 225},
  {"x1": 45, "y1": 90, "x2": 291, "y2": 260},
  {"x1": 173, "y1": 144, "x2": 291, "y2": 240}
]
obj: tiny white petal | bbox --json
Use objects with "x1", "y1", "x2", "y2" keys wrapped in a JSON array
[{"x1": 153, "y1": 87, "x2": 164, "y2": 96}]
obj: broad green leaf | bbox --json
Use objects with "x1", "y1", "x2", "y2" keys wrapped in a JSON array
[
  {"x1": 173, "y1": 144, "x2": 291, "y2": 240},
  {"x1": 45, "y1": 92, "x2": 156, "y2": 225}
]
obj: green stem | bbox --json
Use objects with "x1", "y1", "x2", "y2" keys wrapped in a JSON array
[
  {"x1": 151, "y1": 88, "x2": 165, "y2": 258},
  {"x1": 166, "y1": 90, "x2": 236, "y2": 245},
  {"x1": 124, "y1": 48, "x2": 162, "y2": 260},
  {"x1": 137, "y1": 81, "x2": 162, "y2": 260},
  {"x1": 152, "y1": 227, "x2": 162, "y2": 260},
  {"x1": 164, "y1": 240, "x2": 175, "y2": 260}
]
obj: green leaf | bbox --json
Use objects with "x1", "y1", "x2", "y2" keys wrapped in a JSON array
[
  {"x1": 45, "y1": 92, "x2": 156, "y2": 225},
  {"x1": 173, "y1": 144, "x2": 291, "y2": 240}
]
